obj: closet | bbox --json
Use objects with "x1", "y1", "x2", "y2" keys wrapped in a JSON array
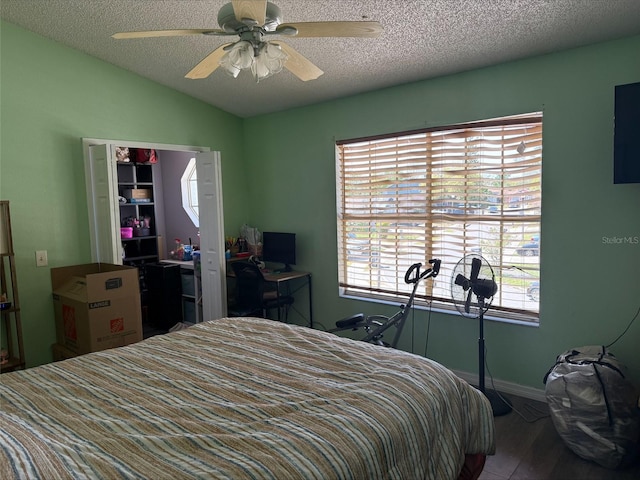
[{"x1": 82, "y1": 139, "x2": 227, "y2": 324}]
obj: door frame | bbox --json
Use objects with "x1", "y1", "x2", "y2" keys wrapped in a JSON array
[
  {"x1": 82, "y1": 138, "x2": 226, "y2": 320},
  {"x1": 83, "y1": 138, "x2": 212, "y2": 259}
]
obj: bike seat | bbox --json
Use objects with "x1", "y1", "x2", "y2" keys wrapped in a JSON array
[{"x1": 336, "y1": 313, "x2": 366, "y2": 329}]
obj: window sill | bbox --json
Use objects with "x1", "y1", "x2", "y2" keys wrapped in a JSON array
[{"x1": 339, "y1": 291, "x2": 540, "y2": 327}]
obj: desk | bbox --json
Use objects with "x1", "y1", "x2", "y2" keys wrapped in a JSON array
[
  {"x1": 264, "y1": 270, "x2": 313, "y2": 328},
  {"x1": 227, "y1": 262, "x2": 313, "y2": 328}
]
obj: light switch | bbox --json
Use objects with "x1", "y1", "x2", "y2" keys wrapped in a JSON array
[{"x1": 35, "y1": 250, "x2": 48, "y2": 267}]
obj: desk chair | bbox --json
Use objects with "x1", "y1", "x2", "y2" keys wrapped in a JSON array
[{"x1": 228, "y1": 261, "x2": 294, "y2": 320}]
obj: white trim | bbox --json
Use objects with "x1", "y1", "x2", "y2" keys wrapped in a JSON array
[
  {"x1": 450, "y1": 368, "x2": 547, "y2": 403},
  {"x1": 340, "y1": 290, "x2": 540, "y2": 328},
  {"x1": 82, "y1": 138, "x2": 211, "y2": 154},
  {"x1": 82, "y1": 138, "x2": 211, "y2": 260},
  {"x1": 81, "y1": 137, "x2": 224, "y2": 323}
]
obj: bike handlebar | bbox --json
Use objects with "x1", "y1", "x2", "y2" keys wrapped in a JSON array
[{"x1": 404, "y1": 259, "x2": 441, "y2": 284}]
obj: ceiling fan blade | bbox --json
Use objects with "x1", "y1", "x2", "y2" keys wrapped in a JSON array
[
  {"x1": 112, "y1": 29, "x2": 225, "y2": 39},
  {"x1": 185, "y1": 44, "x2": 232, "y2": 79},
  {"x1": 232, "y1": 0, "x2": 267, "y2": 25},
  {"x1": 278, "y1": 21, "x2": 383, "y2": 38},
  {"x1": 272, "y1": 42, "x2": 323, "y2": 81},
  {"x1": 470, "y1": 257, "x2": 481, "y2": 283}
]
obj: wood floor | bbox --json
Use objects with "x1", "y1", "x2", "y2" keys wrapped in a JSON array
[{"x1": 479, "y1": 394, "x2": 640, "y2": 480}]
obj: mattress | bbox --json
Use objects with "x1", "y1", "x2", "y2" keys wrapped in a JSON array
[{"x1": 0, "y1": 317, "x2": 494, "y2": 479}]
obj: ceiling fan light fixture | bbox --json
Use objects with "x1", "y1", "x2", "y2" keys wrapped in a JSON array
[
  {"x1": 251, "y1": 59, "x2": 271, "y2": 81},
  {"x1": 251, "y1": 43, "x2": 287, "y2": 81},
  {"x1": 220, "y1": 40, "x2": 287, "y2": 82},
  {"x1": 260, "y1": 42, "x2": 287, "y2": 72},
  {"x1": 221, "y1": 63, "x2": 242, "y2": 78},
  {"x1": 227, "y1": 41, "x2": 254, "y2": 67},
  {"x1": 220, "y1": 40, "x2": 254, "y2": 77}
]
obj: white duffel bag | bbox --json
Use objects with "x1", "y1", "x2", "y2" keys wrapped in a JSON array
[{"x1": 543, "y1": 345, "x2": 640, "y2": 469}]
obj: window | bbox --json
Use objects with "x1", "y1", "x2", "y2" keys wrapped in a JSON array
[
  {"x1": 181, "y1": 158, "x2": 199, "y2": 227},
  {"x1": 336, "y1": 113, "x2": 542, "y2": 324}
]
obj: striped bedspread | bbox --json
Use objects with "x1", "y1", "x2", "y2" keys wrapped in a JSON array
[{"x1": 0, "y1": 317, "x2": 494, "y2": 479}]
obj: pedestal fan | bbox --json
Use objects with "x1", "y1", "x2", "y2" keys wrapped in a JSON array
[{"x1": 451, "y1": 254, "x2": 512, "y2": 416}]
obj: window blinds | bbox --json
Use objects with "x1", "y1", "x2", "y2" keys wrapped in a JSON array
[{"x1": 336, "y1": 114, "x2": 542, "y2": 323}]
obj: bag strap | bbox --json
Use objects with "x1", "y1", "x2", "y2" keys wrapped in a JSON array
[
  {"x1": 592, "y1": 363, "x2": 614, "y2": 426},
  {"x1": 543, "y1": 347, "x2": 625, "y2": 384}
]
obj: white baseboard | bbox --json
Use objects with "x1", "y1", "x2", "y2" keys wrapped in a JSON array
[{"x1": 451, "y1": 368, "x2": 547, "y2": 403}]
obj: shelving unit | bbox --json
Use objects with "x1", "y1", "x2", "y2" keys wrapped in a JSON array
[
  {"x1": 116, "y1": 157, "x2": 165, "y2": 326},
  {"x1": 117, "y1": 160, "x2": 160, "y2": 266},
  {"x1": 0, "y1": 201, "x2": 25, "y2": 373}
]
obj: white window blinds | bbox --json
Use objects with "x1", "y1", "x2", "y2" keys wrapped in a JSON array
[{"x1": 336, "y1": 113, "x2": 542, "y2": 323}]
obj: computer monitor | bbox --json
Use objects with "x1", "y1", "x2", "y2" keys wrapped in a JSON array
[{"x1": 262, "y1": 232, "x2": 296, "y2": 271}]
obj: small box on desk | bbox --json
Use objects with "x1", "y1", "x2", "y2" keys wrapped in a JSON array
[{"x1": 50, "y1": 263, "x2": 143, "y2": 355}]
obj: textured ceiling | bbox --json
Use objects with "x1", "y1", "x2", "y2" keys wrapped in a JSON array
[{"x1": 2, "y1": 0, "x2": 640, "y2": 118}]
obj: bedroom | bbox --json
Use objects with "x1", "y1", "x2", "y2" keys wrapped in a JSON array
[{"x1": 1, "y1": 0, "x2": 639, "y2": 476}]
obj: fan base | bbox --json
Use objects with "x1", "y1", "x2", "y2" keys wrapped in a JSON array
[{"x1": 479, "y1": 388, "x2": 512, "y2": 417}]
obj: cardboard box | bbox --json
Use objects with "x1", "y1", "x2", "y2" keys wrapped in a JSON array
[
  {"x1": 123, "y1": 188, "x2": 152, "y2": 199},
  {"x1": 51, "y1": 263, "x2": 142, "y2": 354}
]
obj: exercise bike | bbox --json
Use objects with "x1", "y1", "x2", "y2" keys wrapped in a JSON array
[{"x1": 330, "y1": 259, "x2": 441, "y2": 348}]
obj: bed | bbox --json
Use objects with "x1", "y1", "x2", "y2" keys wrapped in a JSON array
[{"x1": 0, "y1": 317, "x2": 495, "y2": 479}]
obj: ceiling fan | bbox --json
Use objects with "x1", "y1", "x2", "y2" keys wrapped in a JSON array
[{"x1": 112, "y1": 0, "x2": 383, "y2": 82}]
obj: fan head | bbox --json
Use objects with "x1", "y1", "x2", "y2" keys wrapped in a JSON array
[{"x1": 450, "y1": 254, "x2": 497, "y2": 317}]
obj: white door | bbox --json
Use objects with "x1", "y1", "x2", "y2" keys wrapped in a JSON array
[
  {"x1": 86, "y1": 144, "x2": 120, "y2": 263},
  {"x1": 196, "y1": 151, "x2": 227, "y2": 320}
]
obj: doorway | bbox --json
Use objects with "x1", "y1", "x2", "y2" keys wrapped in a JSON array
[{"x1": 82, "y1": 138, "x2": 227, "y2": 323}]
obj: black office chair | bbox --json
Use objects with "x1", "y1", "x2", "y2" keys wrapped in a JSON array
[{"x1": 228, "y1": 261, "x2": 294, "y2": 321}]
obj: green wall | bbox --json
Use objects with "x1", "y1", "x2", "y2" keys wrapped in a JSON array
[
  {"x1": 2, "y1": 18, "x2": 639, "y2": 393},
  {"x1": 0, "y1": 21, "x2": 249, "y2": 367},
  {"x1": 243, "y1": 35, "x2": 640, "y2": 391}
]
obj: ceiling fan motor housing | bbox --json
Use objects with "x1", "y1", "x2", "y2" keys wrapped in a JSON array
[{"x1": 218, "y1": 1, "x2": 283, "y2": 32}]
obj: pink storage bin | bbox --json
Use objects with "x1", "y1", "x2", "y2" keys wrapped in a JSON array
[{"x1": 120, "y1": 227, "x2": 133, "y2": 239}]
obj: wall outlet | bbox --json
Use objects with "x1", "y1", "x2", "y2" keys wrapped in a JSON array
[{"x1": 35, "y1": 250, "x2": 48, "y2": 267}]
